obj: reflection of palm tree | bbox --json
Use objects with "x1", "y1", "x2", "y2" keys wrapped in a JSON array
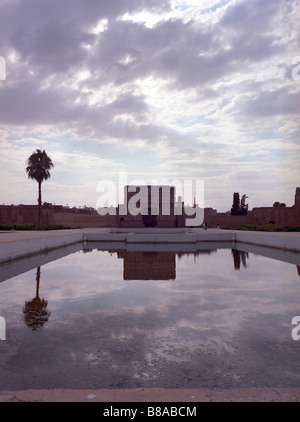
[{"x1": 23, "y1": 266, "x2": 51, "y2": 331}]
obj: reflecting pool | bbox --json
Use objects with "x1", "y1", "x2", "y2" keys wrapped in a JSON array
[{"x1": 0, "y1": 242, "x2": 299, "y2": 391}]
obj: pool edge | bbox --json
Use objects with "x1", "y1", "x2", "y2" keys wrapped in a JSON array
[{"x1": 0, "y1": 228, "x2": 299, "y2": 263}]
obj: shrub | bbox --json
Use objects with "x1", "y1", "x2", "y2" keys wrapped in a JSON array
[
  {"x1": 255, "y1": 224, "x2": 284, "y2": 232},
  {"x1": 239, "y1": 224, "x2": 258, "y2": 231},
  {"x1": 13, "y1": 224, "x2": 37, "y2": 230},
  {"x1": 42, "y1": 224, "x2": 72, "y2": 230},
  {"x1": 0, "y1": 224, "x2": 37, "y2": 230},
  {"x1": 221, "y1": 224, "x2": 300, "y2": 232},
  {"x1": 0, "y1": 224, "x2": 13, "y2": 230},
  {"x1": 0, "y1": 223, "x2": 73, "y2": 230},
  {"x1": 284, "y1": 225, "x2": 300, "y2": 232}
]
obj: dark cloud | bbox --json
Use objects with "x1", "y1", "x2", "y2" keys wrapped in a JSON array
[
  {"x1": 238, "y1": 87, "x2": 300, "y2": 119},
  {"x1": 220, "y1": 0, "x2": 282, "y2": 33},
  {"x1": 0, "y1": 0, "x2": 169, "y2": 32},
  {"x1": 108, "y1": 92, "x2": 148, "y2": 115},
  {"x1": 84, "y1": 2, "x2": 285, "y2": 92},
  {"x1": 10, "y1": 20, "x2": 95, "y2": 76},
  {"x1": 0, "y1": 0, "x2": 170, "y2": 69},
  {"x1": 0, "y1": 78, "x2": 86, "y2": 126},
  {"x1": 86, "y1": 18, "x2": 223, "y2": 89},
  {"x1": 0, "y1": 0, "x2": 298, "y2": 153},
  {"x1": 1, "y1": 0, "x2": 289, "y2": 88}
]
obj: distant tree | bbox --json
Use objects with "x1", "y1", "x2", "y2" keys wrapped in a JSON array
[
  {"x1": 231, "y1": 193, "x2": 240, "y2": 215},
  {"x1": 26, "y1": 149, "x2": 54, "y2": 230},
  {"x1": 231, "y1": 193, "x2": 248, "y2": 215},
  {"x1": 43, "y1": 201, "x2": 53, "y2": 208},
  {"x1": 240, "y1": 194, "x2": 248, "y2": 215},
  {"x1": 273, "y1": 202, "x2": 286, "y2": 207}
]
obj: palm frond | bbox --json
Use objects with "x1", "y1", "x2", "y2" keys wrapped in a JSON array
[{"x1": 26, "y1": 149, "x2": 54, "y2": 182}]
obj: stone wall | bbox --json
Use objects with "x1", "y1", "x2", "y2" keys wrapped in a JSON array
[
  {"x1": 203, "y1": 187, "x2": 300, "y2": 228},
  {"x1": 1, "y1": 187, "x2": 299, "y2": 228},
  {"x1": 204, "y1": 212, "x2": 248, "y2": 229},
  {"x1": 0, "y1": 205, "x2": 117, "y2": 228},
  {"x1": 53, "y1": 212, "x2": 117, "y2": 228},
  {"x1": 0, "y1": 205, "x2": 55, "y2": 226},
  {"x1": 117, "y1": 185, "x2": 177, "y2": 228},
  {"x1": 247, "y1": 206, "x2": 300, "y2": 226}
]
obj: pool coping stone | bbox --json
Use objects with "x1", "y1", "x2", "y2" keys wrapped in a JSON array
[{"x1": 0, "y1": 228, "x2": 299, "y2": 263}]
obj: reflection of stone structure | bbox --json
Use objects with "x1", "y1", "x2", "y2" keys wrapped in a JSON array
[
  {"x1": 117, "y1": 251, "x2": 176, "y2": 280},
  {"x1": 117, "y1": 248, "x2": 222, "y2": 280}
]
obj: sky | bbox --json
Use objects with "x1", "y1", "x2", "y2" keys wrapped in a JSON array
[{"x1": 0, "y1": 0, "x2": 299, "y2": 212}]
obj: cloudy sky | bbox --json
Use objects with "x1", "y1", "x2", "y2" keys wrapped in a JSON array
[{"x1": 0, "y1": 0, "x2": 299, "y2": 211}]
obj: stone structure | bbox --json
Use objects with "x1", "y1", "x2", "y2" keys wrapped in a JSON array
[
  {"x1": 0, "y1": 204, "x2": 116, "y2": 228},
  {"x1": 1, "y1": 187, "x2": 299, "y2": 229},
  {"x1": 204, "y1": 187, "x2": 300, "y2": 228},
  {"x1": 117, "y1": 185, "x2": 185, "y2": 228},
  {"x1": 247, "y1": 187, "x2": 300, "y2": 227},
  {"x1": 0, "y1": 205, "x2": 54, "y2": 226}
]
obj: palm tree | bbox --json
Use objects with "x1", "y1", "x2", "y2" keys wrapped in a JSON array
[{"x1": 26, "y1": 149, "x2": 54, "y2": 230}]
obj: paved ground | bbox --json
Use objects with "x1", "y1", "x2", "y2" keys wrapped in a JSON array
[
  {"x1": 1, "y1": 387, "x2": 300, "y2": 402},
  {"x1": 1, "y1": 227, "x2": 300, "y2": 244},
  {"x1": 0, "y1": 228, "x2": 109, "y2": 243}
]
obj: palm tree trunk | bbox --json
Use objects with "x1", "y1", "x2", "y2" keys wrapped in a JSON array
[{"x1": 38, "y1": 180, "x2": 42, "y2": 230}]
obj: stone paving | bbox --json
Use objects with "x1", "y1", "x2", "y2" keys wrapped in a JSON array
[{"x1": 1, "y1": 387, "x2": 300, "y2": 402}]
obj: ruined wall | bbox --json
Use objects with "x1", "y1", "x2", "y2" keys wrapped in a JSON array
[
  {"x1": 53, "y1": 212, "x2": 117, "y2": 228},
  {"x1": 0, "y1": 205, "x2": 117, "y2": 228},
  {"x1": 205, "y1": 206, "x2": 300, "y2": 228},
  {"x1": 203, "y1": 187, "x2": 300, "y2": 228},
  {"x1": 0, "y1": 205, "x2": 54, "y2": 226},
  {"x1": 204, "y1": 213, "x2": 249, "y2": 229},
  {"x1": 1, "y1": 187, "x2": 299, "y2": 228},
  {"x1": 118, "y1": 185, "x2": 177, "y2": 228},
  {"x1": 117, "y1": 213, "x2": 178, "y2": 228},
  {"x1": 247, "y1": 206, "x2": 300, "y2": 226}
]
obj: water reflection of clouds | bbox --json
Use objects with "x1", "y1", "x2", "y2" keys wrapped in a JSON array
[
  {"x1": 0, "y1": 246, "x2": 299, "y2": 390},
  {"x1": 2, "y1": 249, "x2": 298, "y2": 330}
]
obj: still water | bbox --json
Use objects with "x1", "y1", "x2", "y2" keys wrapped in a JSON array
[{"x1": 0, "y1": 242, "x2": 299, "y2": 391}]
